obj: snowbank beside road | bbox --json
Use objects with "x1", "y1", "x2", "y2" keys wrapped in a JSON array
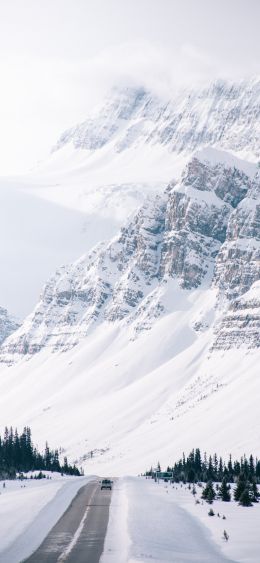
[
  {"x1": 102, "y1": 477, "x2": 260, "y2": 562},
  {"x1": 169, "y1": 481, "x2": 260, "y2": 563},
  {"x1": 101, "y1": 477, "x2": 235, "y2": 563},
  {"x1": 0, "y1": 473, "x2": 94, "y2": 563}
]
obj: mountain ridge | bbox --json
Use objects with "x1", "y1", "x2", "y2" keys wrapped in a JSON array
[
  {"x1": 1, "y1": 147, "x2": 259, "y2": 364},
  {"x1": 53, "y1": 77, "x2": 260, "y2": 161}
]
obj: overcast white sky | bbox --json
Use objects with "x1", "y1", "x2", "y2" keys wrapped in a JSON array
[{"x1": 0, "y1": 0, "x2": 259, "y2": 174}]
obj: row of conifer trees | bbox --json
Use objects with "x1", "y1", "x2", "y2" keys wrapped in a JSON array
[
  {"x1": 165, "y1": 448, "x2": 260, "y2": 484},
  {"x1": 146, "y1": 448, "x2": 260, "y2": 507},
  {"x1": 0, "y1": 426, "x2": 81, "y2": 478}
]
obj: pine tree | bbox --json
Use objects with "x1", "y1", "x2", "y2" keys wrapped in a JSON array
[
  {"x1": 63, "y1": 456, "x2": 69, "y2": 473},
  {"x1": 239, "y1": 487, "x2": 252, "y2": 507},
  {"x1": 202, "y1": 481, "x2": 216, "y2": 504},
  {"x1": 44, "y1": 442, "x2": 51, "y2": 470},
  {"x1": 219, "y1": 477, "x2": 231, "y2": 502},
  {"x1": 227, "y1": 454, "x2": 233, "y2": 475},
  {"x1": 195, "y1": 448, "x2": 202, "y2": 474},
  {"x1": 249, "y1": 455, "x2": 255, "y2": 477},
  {"x1": 207, "y1": 456, "x2": 214, "y2": 480},
  {"x1": 234, "y1": 473, "x2": 246, "y2": 502},
  {"x1": 249, "y1": 479, "x2": 259, "y2": 503},
  {"x1": 218, "y1": 457, "x2": 223, "y2": 480},
  {"x1": 233, "y1": 460, "x2": 241, "y2": 478},
  {"x1": 243, "y1": 456, "x2": 249, "y2": 478},
  {"x1": 213, "y1": 453, "x2": 218, "y2": 476}
]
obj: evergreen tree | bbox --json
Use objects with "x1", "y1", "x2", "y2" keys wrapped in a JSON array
[
  {"x1": 227, "y1": 454, "x2": 233, "y2": 475},
  {"x1": 233, "y1": 460, "x2": 241, "y2": 478},
  {"x1": 213, "y1": 453, "x2": 218, "y2": 476},
  {"x1": 202, "y1": 481, "x2": 216, "y2": 504},
  {"x1": 44, "y1": 443, "x2": 51, "y2": 470},
  {"x1": 249, "y1": 455, "x2": 255, "y2": 477},
  {"x1": 207, "y1": 456, "x2": 214, "y2": 480},
  {"x1": 250, "y1": 479, "x2": 259, "y2": 503},
  {"x1": 194, "y1": 448, "x2": 202, "y2": 474},
  {"x1": 218, "y1": 457, "x2": 223, "y2": 480},
  {"x1": 234, "y1": 473, "x2": 246, "y2": 502},
  {"x1": 239, "y1": 487, "x2": 252, "y2": 507},
  {"x1": 219, "y1": 477, "x2": 231, "y2": 502}
]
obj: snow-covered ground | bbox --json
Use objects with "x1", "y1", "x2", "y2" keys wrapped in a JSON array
[
  {"x1": 101, "y1": 477, "x2": 260, "y2": 563},
  {"x1": 1, "y1": 474, "x2": 259, "y2": 562},
  {"x1": 0, "y1": 472, "x2": 93, "y2": 563},
  {"x1": 1, "y1": 474, "x2": 259, "y2": 563}
]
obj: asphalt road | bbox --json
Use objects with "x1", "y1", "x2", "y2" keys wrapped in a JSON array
[{"x1": 24, "y1": 479, "x2": 112, "y2": 563}]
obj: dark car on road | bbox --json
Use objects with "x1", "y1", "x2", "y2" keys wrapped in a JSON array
[{"x1": 100, "y1": 479, "x2": 113, "y2": 490}]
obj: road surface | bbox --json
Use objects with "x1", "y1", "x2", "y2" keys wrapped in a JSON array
[{"x1": 24, "y1": 479, "x2": 112, "y2": 563}]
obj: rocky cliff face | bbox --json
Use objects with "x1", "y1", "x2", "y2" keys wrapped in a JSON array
[
  {"x1": 213, "y1": 175, "x2": 260, "y2": 303},
  {"x1": 0, "y1": 308, "x2": 19, "y2": 346},
  {"x1": 1, "y1": 148, "x2": 259, "y2": 363},
  {"x1": 54, "y1": 78, "x2": 260, "y2": 159},
  {"x1": 213, "y1": 281, "x2": 260, "y2": 350}
]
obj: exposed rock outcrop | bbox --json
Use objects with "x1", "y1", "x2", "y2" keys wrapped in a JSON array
[
  {"x1": 1, "y1": 149, "x2": 259, "y2": 362},
  {"x1": 0, "y1": 307, "x2": 19, "y2": 346},
  {"x1": 213, "y1": 281, "x2": 260, "y2": 349}
]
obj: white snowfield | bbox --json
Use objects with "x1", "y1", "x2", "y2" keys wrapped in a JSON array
[
  {"x1": 101, "y1": 477, "x2": 260, "y2": 563},
  {"x1": 2, "y1": 475, "x2": 259, "y2": 563},
  {"x1": 0, "y1": 473, "x2": 93, "y2": 563},
  {"x1": 0, "y1": 296, "x2": 259, "y2": 476}
]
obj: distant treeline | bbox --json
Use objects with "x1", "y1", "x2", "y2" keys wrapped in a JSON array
[
  {"x1": 154, "y1": 448, "x2": 260, "y2": 483},
  {"x1": 145, "y1": 448, "x2": 260, "y2": 506},
  {"x1": 0, "y1": 426, "x2": 81, "y2": 479}
]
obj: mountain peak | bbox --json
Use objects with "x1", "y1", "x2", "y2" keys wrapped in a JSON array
[{"x1": 53, "y1": 77, "x2": 260, "y2": 160}]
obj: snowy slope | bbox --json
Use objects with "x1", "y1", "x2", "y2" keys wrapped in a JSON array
[
  {"x1": 0, "y1": 148, "x2": 259, "y2": 474},
  {"x1": 0, "y1": 309, "x2": 259, "y2": 476}
]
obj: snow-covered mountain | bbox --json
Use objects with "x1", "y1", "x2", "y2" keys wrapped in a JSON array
[
  {"x1": 0, "y1": 145, "x2": 259, "y2": 474},
  {"x1": 0, "y1": 77, "x2": 259, "y2": 320},
  {"x1": 0, "y1": 77, "x2": 259, "y2": 474},
  {"x1": 1, "y1": 147, "x2": 258, "y2": 361},
  {"x1": 54, "y1": 78, "x2": 260, "y2": 159}
]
